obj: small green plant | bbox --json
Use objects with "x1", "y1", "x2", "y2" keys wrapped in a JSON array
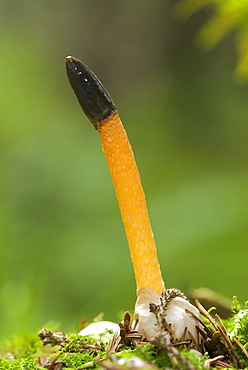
[
  {"x1": 230, "y1": 297, "x2": 248, "y2": 347},
  {"x1": 134, "y1": 343, "x2": 171, "y2": 368}
]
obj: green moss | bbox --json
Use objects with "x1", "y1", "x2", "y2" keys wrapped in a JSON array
[
  {"x1": 101, "y1": 344, "x2": 172, "y2": 369},
  {"x1": 44, "y1": 332, "x2": 107, "y2": 369},
  {"x1": 137, "y1": 344, "x2": 171, "y2": 368},
  {"x1": 0, "y1": 357, "x2": 43, "y2": 370},
  {"x1": 60, "y1": 352, "x2": 95, "y2": 368},
  {"x1": 179, "y1": 350, "x2": 209, "y2": 370},
  {"x1": 58, "y1": 336, "x2": 104, "y2": 369},
  {"x1": 63, "y1": 333, "x2": 93, "y2": 352},
  {"x1": 0, "y1": 332, "x2": 43, "y2": 360},
  {"x1": 1, "y1": 298, "x2": 248, "y2": 370},
  {"x1": 0, "y1": 332, "x2": 47, "y2": 370}
]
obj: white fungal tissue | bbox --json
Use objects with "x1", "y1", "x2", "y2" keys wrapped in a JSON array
[
  {"x1": 78, "y1": 321, "x2": 120, "y2": 343},
  {"x1": 134, "y1": 287, "x2": 201, "y2": 345}
]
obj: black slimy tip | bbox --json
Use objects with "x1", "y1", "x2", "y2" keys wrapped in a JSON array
[{"x1": 65, "y1": 56, "x2": 116, "y2": 128}]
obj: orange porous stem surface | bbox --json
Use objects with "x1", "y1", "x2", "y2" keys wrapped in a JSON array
[{"x1": 98, "y1": 111, "x2": 165, "y2": 295}]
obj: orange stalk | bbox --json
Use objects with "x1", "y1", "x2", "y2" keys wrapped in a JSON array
[
  {"x1": 98, "y1": 112, "x2": 164, "y2": 294},
  {"x1": 66, "y1": 56, "x2": 165, "y2": 295}
]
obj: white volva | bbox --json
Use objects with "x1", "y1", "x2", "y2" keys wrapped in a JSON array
[{"x1": 134, "y1": 288, "x2": 201, "y2": 344}]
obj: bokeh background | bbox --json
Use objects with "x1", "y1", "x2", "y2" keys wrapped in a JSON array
[{"x1": 1, "y1": 0, "x2": 248, "y2": 339}]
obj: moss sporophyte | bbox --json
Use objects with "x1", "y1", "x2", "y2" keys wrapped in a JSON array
[{"x1": 0, "y1": 59, "x2": 247, "y2": 369}]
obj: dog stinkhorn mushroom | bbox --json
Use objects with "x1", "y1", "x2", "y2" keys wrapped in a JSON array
[{"x1": 65, "y1": 56, "x2": 201, "y2": 345}]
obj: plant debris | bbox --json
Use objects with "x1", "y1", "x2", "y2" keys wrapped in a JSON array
[{"x1": 0, "y1": 297, "x2": 248, "y2": 370}]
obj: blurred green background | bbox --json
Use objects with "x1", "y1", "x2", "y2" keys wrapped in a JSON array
[{"x1": 0, "y1": 0, "x2": 248, "y2": 339}]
